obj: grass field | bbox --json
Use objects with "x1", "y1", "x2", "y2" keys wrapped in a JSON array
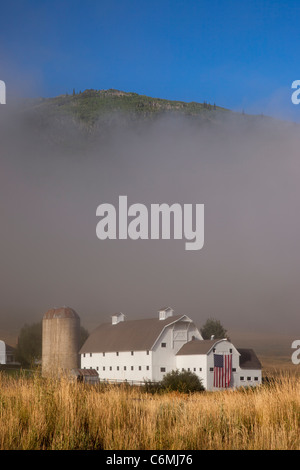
[{"x1": 0, "y1": 369, "x2": 299, "y2": 450}]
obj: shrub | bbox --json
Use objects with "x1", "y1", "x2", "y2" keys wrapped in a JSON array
[{"x1": 160, "y1": 369, "x2": 205, "y2": 393}]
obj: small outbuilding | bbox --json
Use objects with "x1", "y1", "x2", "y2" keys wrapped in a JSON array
[
  {"x1": 0, "y1": 340, "x2": 17, "y2": 365},
  {"x1": 71, "y1": 368, "x2": 99, "y2": 384}
]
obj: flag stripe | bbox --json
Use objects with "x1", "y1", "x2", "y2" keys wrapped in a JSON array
[{"x1": 213, "y1": 353, "x2": 232, "y2": 388}]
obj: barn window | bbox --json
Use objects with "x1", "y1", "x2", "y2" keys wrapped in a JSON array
[
  {"x1": 83, "y1": 353, "x2": 86, "y2": 357},
  {"x1": 109, "y1": 366, "x2": 112, "y2": 371},
  {"x1": 232, "y1": 368, "x2": 236, "y2": 372},
  {"x1": 240, "y1": 376, "x2": 244, "y2": 381},
  {"x1": 146, "y1": 366, "x2": 149, "y2": 370},
  {"x1": 124, "y1": 366, "x2": 127, "y2": 371},
  {"x1": 116, "y1": 352, "x2": 119, "y2": 356},
  {"x1": 199, "y1": 368, "x2": 202, "y2": 372},
  {"x1": 161, "y1": 343, "x2": 166, "y2": 348},
  {"x1": 254, "y1": 377, "x2": 258, "y2": 381},
  {"x1": 103, "y1": 352, "x2": 105, "y2": 357},
  {"x1": 117, "y1": 366, "x2": 119, "y2": 371},
  {"x1": 131, "y1": 351, "x2": 134, "y2": 356},
  {"x1": 193, "y1": 368, "x2": 196, "y2": 372},
  {"x1": 229, "y1": 349, "x2": 232, "y2": 353},
  {"x1": 139, "y1": 366, "x2": 141, "y2": 371},
  {"x1": 146, "y1": 350, "x2": 149, "y2": 355},
  {"x1": 90, "y1": 353, "x2": 92, "y2": 357},
  {"x1": 103, "y1": 367, "x2": 105, "y2": 371},
  {"x1": 160, "y1": 367, "x2": 166, "y2": 372},
  {"x1": 210, "y1": 368, "x2": 213, "y2": 372},
  {"x1": 131, "y1": 366, "x2": 134, "y2": 371},
  {"x1": 247, "y1": 377, "x2": 251, "y2": 381}
]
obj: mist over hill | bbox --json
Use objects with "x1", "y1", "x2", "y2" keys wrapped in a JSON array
[{"x1": 0, "y1": 89, "x2": 299, "y2": 350}]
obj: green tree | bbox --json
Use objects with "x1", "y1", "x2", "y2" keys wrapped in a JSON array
[
  {"x1": 16, "y1": 322, "x2": 42, "y2": 367},
  {"x1": 200, "y1": 318, "x2": 228, "y2": 340},
  {"x1": 160, "y1": 369, "x2": 205, "y2": 393}
]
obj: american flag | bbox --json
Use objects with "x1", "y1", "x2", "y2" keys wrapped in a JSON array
[{"x1": 213, "y1": 354, "x2": 232, "y2": 388}]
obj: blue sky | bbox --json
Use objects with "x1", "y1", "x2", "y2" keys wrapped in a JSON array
[{"x1": 1, "y1": 0, "x2": 300, "y2": 121}]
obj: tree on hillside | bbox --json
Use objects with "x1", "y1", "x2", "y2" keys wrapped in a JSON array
[{"x1": 200, "y1": 318, "x2": 228, "y2": 340}]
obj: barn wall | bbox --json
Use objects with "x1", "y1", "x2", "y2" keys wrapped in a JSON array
[
  {"x1": 151, "y1": 319, "x2": 202, "y2": 382},
  {"x1": 151, "y1": 326, "x2": 176, "y2": 382},
  {"x1": 175, "y1": 354, "x2": 208, "y2": 388},
  {"x1": 205, "y1": 341, "x2": 240, "y2": 390},
  {"x1": 80, "y1": 350, "x2": 152, "y2": 383},
  {"x1": 236, "y1": 369, "x2": 262, "y2": 388}
]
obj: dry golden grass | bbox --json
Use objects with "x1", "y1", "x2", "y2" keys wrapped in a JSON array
[{"x1": 0, "y1": 370, "x2": 299, "y2": 450}]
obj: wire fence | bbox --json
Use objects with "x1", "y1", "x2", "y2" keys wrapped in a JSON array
[{"x1": 98, "y1": 378, "x2": 155, "y2": 386}]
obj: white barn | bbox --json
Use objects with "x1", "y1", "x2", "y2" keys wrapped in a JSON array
[
  {"x1": 0, "y1": 340, "x2": 17, "y2": 365},
  {"x1": 80, "y1": 308, "x2": 262, "y2": 390}
]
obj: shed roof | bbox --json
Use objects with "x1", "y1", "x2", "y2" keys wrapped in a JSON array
[
  {"x1": 237, "y1": 348, "x2": 262, "y2": 370},
  {"x1": 80, "y1": 315, "x2": 187, "y2": 353},
  {"x1": 0, "y1": 341, "x2": 16, "y2": 353},
  {"x1": 4, "y1": 343, "x2": 16, "y2": 353},
  {"x1": 71, "y1": 368, "x2": 99, "y2": 377}
]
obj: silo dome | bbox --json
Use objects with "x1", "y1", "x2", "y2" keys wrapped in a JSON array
[
  {"x1": 43, "y1": 306, "x2": 80, "y2": 320},
  {"x1": 42, "y1": 306, "x2": 80, "y2": 376}
]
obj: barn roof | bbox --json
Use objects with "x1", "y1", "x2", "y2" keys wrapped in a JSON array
[
  {"x1": 176, "y1": 339, "x2": 226, "y2": 355},
  {"x1": 177, "y1": 341, "x2": 262, "y2": 370},
  {"x1": 80, "y1": 315, "x2": 187, "y2": 353},
  {"x1": 237, "y1": 348, "x2": 262, "y2": 370}
]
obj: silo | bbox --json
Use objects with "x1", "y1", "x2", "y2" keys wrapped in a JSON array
[{"x1": 42, "y1": 306, "x2": 80, "y2": 376}]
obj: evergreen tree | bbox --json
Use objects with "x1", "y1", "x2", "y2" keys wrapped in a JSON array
[{"x1": 200, "y1": 318, "x2": 228, "y2": 340}]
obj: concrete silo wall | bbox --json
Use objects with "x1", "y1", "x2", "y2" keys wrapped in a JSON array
[{"x1": 42, "y1": 307, "x2": 80, "y2": 375}]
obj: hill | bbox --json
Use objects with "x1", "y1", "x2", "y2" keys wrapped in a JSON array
[
  {"x1": 25, "y1": 88, "x2": 229, "y2": 126},
  {"x1": 13, "y1": 88, "x2": 285, "y2": 144}
]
